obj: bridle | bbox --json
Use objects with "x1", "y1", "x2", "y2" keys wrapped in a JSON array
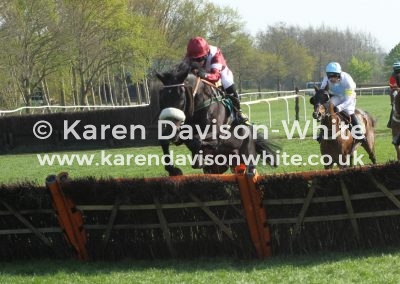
[
  {"x1": 161, "y1": 76, "x2": 223, "y2": 115},
  {"x1": 313, "y1": 91, "x2": 331, "y2": 120}
]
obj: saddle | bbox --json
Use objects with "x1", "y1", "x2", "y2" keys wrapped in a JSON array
[
  {"x1": 338, "y1": 111, "x2": 363, "y2": 130},
  {"x1": 198, "y1": 78, "x2": 236, "y2": 118}
]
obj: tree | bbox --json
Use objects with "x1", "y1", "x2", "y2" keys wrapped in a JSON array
[
  {"x1": 127, "y1": 0, "x2": 243, "y2": 71},
  {"x1": 0, "y1": 0, "x2": 64, "y2": 107},
  {"x1": 384, "y1": 43, "x2": 400, "y2": 76},
  {"x1": 256, "y1": 23, "x2": 315, "y2": 90},
  {"x1": 347, "y1": 57, "x2": 372, "y2": 84},
  {"x1": 58, "y1": 0, "x2": 150, "y2": 105},
  {"x1": 284, "y1": 42, "x2": 315, "y2": 89}
]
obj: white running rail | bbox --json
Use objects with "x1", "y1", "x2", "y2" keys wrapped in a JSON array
[
  {"x1": 0, "y1": 104, "x2": 150, "y2": 116},
  {"x1": 241, "y1": 94, "x2": 307, "y2": 128}
]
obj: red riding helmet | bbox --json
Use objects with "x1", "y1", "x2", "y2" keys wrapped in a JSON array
[{"x1": 186, "y1": 37, "x2": 210, "y2": 59}]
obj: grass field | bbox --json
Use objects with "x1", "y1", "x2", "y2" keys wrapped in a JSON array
[
  {"x1": 0, "y1": 95, "x2": 399, "y2": 283},
  {"x1": 1, "y1": 249, "x2": 400, "y2": 283},
  {"x1": 0, "y1": 95, "x2": 395, "y2": 184}
]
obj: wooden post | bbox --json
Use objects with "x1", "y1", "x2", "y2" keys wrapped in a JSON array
[
  {"x1": 46, "y1": 173, "x2": 88, "y2": 261},
  {"x1": 340, "y1": 178, "x2": 360, "y2": 242},
  {"x1": 235, "y1": 165, "x2": 271, "y2": 258},
  {"x1": 295, "y1": 87, "x2": 299, "y2": 121}
]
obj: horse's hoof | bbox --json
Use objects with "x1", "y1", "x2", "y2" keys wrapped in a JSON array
[
  {"x1": 167, "y1": 167, "x2": 183, "y2": 176},
  {"x1": 173, "y1": 168, "x2": 183, "y2": 176}
]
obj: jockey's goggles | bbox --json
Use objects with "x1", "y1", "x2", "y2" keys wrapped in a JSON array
[
  {"x1": 327, "y1": 72, "x2": 340, "y2": 79},
  {"x1": 193, "y1": 55, "x2": 207, "y2": 62}
]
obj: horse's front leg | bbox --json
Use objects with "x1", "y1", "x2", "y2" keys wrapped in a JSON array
[
  {"x1": 160, "y1": 139, "x2": 182, "y2": 176},
  {"x1": 239, "y1": 136, "x2": 257, "y2": 176},
  {"x1": 185, "y1": 136, "x2": 204, "y2": 169}
]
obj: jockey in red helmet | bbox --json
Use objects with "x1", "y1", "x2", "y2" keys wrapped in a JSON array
[{"x1": 185, "y1": 37, "x2": 250, "y2": 125}]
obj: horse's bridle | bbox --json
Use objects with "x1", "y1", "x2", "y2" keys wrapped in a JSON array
[
  {"x1": 161, "y1": 77, "x2": 223, "y2": 116},
  {"x1": 313, "y1": 92, "x2": 331, "y2": 120},
  {"x1": 160, "y1": 81, "x2": 194, "y2": 119}
]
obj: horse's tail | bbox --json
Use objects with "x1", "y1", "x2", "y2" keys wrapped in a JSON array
[
  {"x1": 364, "y1": 110, "x2": 376, "y2": 128},
  {"x1": 252, "y1": 126, "x2": 281, "y2": 167},
  {"x1": 367, "y1": 111, "x2": 376, "y2": 128},
  {"x1": 357, "y1": 109, "x2": 376, "y2": 129}
]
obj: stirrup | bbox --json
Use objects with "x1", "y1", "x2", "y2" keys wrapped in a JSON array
[{"x1": 239, "y1": 111, "x2": 251, "y2": 126}]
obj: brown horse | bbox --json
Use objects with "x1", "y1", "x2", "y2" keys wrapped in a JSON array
[
  {"x1": 310, "y1": 86, "x2": 376, "y2": 169},
  {"x1": 390, "y1": 88, "x2": 400, "y2": 159}
]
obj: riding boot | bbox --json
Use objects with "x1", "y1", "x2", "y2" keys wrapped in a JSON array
[
  {"x1": 387, "y1": 109, "x2": 394, "y2": 128},
  {"x1": 225, "y1": 85, "x2": 250, "y2": 126},
  {"x1": 350, "y1": 114, "x2": 366, "y2": 143}
]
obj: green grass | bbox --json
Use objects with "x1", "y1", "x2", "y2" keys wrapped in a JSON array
[
  {"x1": 1, "y1": 249, "x2": 400, "y2": 283},
  {"x1": 0, "y1": 95, "x2": 396, "y2": 184},
  {"x1": 0, "y1": 95, "x2": 399, "y2": 283}
]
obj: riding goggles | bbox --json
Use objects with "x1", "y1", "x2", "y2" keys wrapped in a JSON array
[
  {"x1": 327, "y1": 72, "x2": 340, "y2": 79},
  {"x1": 193, "y1": 55, "x2": 207, "y2": 62}
]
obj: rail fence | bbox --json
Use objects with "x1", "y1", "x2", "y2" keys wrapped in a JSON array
[
  {"x1": 239, "y1": 86, "x2": 389, "y2": 128},
  {"x1": 0, "y1": 86, "x2": 389, "y2": 117}
]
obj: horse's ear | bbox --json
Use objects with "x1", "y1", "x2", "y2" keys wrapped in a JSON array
[
  {"x1": 176, "y1": 62, "x2": 190, "y2": 83},
  {"x1": 156, "y1": 72, "x2": 166, "y2": 85},
  {"x1": 324, "y1": 84, "x2": 329, "y2": 91},
  {"x1": 314, "y1": 85, "x2": 319, "y2": 91},
  {"x1": 309, "y1": 96, "x2": 315, "y2": 105}
]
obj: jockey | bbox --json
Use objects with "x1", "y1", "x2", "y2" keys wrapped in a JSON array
[
  {"x1": 389, "y1": 62, "x2": 400, "y2": 90},
  {"x1": 386, "y1": 61, "x2": 400, "y2": 128},
  {"x1": 185, "y1": 36, "x2": 250, "y2": 125},
  {"x1": 317, "y1": 62, "x2": 365, "y2": 143}
]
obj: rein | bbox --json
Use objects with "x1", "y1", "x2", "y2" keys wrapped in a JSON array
[
  {"x1": 162, "y1": 83, "x2": 185, "y2": 88},
  {"x1": 163, "y1": 77, "x2": 225, "y2": 113}
]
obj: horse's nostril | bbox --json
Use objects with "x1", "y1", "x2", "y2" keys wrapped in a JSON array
[{"x1": 312, "y1": 112, "x2": 318, "y2": 119}]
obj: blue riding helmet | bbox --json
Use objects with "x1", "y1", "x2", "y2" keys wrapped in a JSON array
[
  {"x1": 393, "y1": 61, "x2": 400, "y2": 71},
  {"x1": 326, "y1": 62, "x2": 342, "y2": 74}
]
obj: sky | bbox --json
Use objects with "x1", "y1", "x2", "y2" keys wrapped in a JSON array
[{"x1": 216, "y1": 0, "x2": 397, "y2": 53}]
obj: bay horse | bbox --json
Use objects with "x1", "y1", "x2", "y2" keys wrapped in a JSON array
[
  {"x1": 390, "y1": 87, "x2": 400, "y2": 159},
  {"x1": 156, "y1": 62, "x2": 278, "y2": 176},
  {"x1": 310, "y1": 86, "x2": 376, "y2": 169}
]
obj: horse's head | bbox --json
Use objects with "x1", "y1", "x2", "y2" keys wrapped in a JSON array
[
  {"x1": 156, "y1": 62, "x2": 195, "y2": 142},
  {"x1": 310, "y1": 85, "x2": 331, "y2": 121}
]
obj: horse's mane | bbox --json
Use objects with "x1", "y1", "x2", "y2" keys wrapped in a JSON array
[
  {"x1": 174, "y1": 61, "x2": 200, "y2": 87},
  {"x1": 170, "y1": 60, "x2": 190, "y2": 78}
]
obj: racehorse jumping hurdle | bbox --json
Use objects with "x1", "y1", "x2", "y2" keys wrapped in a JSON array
[{"x1": 0, "y1": 162, "x2": 400, "y2": 260}]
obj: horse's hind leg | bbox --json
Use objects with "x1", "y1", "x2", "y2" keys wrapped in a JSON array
[
  {"x1": 239, "y1": 137, "x2": 257, "y2": 175},
  {"x1": 362, "y1": 136, "x2": 376, "y2": 164}
]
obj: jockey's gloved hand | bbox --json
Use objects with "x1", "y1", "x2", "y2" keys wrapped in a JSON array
[
  {"x1": 197, "y1": 69, "x2": 207, "y2": 79},
  {"x1": 333, "y1": 106, "x2": 339, "y2": 113}
]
